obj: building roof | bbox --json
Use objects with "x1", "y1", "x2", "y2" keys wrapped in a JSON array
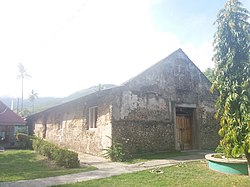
[
  {"x1": 123, "y1": 48, "x2": 211, "y2": 85},
  {"x1": 29, "y1": 48, "x2": 212, "y2": 118},
  {"x1": 0, "y1": 100, "x2": 26, "y2": 125}
]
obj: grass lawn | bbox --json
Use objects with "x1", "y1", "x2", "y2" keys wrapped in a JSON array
[
  {"x1": 0, "y1": 150, "x2": 95, "y2": 182},
  {"x1": 55, "y1": 161, "x2": 250, "y2": 187},
  {"x1": 125, "y1": 151, "x2": 188, "y2": 164}
]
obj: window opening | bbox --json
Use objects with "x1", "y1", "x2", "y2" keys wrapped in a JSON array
[{"x1": 89, "y1": 106, "x2": 98, "y2": 129}]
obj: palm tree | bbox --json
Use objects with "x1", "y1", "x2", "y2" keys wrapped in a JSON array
[
  {"x1": 17, "y1": 63, "x2": 31, "y2": 111},
  {"x1": 29, "y1": 90, "x2": 38, "y2": 113}
]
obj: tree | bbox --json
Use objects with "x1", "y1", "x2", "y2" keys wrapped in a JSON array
[
  {"x1": 17, "y1": 63, "x2": 31, "y2": 112},
  {"x1": 211, "y1": 0, "x2": 250, "y2": 176},
  {"x1": 19, "y1": 108, "x2": 31, "y2": 118},
  {"x1": 29, "y1": 90, "x2": 38, "y2": 113},
  {"x1": 203, "y1": 67, "x2": 215, "y2": 82}
]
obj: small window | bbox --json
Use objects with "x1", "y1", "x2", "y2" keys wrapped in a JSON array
[{"x1": 89, "y1": 106, "x2": 98, "y2": 129}]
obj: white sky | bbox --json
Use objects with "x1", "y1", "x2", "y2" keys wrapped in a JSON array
[{"x1": 0, "y1": 0, "x2": 249, "y2": 98}]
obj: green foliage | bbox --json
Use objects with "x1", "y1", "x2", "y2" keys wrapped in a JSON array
[
  {"x1": 0, "y1": 150, "x2": 95, "y2": 182},
  {"x1": 125, "y1": 151, "x2": 187, "y2": 164},
  {"x1": 53, "y1": 149, "x2": 80, "y2": 168},
  {"x1": 103, "y1": 137, "x2": 126, "y2": 162},
  {"x1": 211, "y1": 0, "x2": 250, "y2": 159},
  {"x1": 55, "y1": 162, "x2": 250, "y2": 187},
  {"x1": 215, "y1": 145, "x2": 224, "y2": 153},
  {"x1": 19, "y1": 108, "x2": 31, "y2": 117},
  {"x1": 32, "y1": 137, "x2": 80, "y2": 168},
  {"x1": 15, "y1": 133, "x2": 33, "y2": 149},
  {"x1": 32, "y1": 137, "x2": 43, "y2": 151},
  {"x1": 203, "y1": 67, "x2": 215, "y2": 82},
  {"x1": 212, "y1": 153, "x2": 225, "y2": 158}
]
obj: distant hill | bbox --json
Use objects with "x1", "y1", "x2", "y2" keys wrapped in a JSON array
[
  {"x1": 63, "y1": 84, "x2": 116, "y2": 103},
  {"x1": 0, "y1": 84, "x2": 117, "y2": 113},
  {"x1": 0, "y1": 96, "x2": 62, "y2": 113}
]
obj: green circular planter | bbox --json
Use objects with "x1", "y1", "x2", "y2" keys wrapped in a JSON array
[{"x1": 205, "y1": 154, "x2": 248, "y2": 175}]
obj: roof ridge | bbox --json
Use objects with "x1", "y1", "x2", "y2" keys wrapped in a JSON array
[
  {"x1": 122, "y1": 48, "x2": 185, "y2": 85},
  {"x1": 0, "y1": 100, "x2": 26, "y2": 125}
]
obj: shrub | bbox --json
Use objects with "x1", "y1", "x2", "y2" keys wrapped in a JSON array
[
  {"x1": 32, "y1": 137, "x2": 80, "y2": 168},
  {"x1": 215, "y1": 145, "x2": 224, "y2": 153},
  {"x1": 39, "y1": 141, "x2": 55, "y2": 159},
  {"x1": 15, "y1": 133, "x2": 33, "y2": 149},
  {"x1": 32, "y1": 137, "x2": 43, "y2": 151},
  {"x1": 53, "y1": 149, "x2": 80, "y2": 168},
  {"x1": 103, "y1": 137, "x2": 126, "y2": 162}
]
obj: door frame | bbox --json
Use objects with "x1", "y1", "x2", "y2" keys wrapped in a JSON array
[
  {"x1": 176, "y1": 114, "x2": 192, "y2": 150},
  {"x1": 174, "y1": 104, "x2": 198, "y2": 150}
]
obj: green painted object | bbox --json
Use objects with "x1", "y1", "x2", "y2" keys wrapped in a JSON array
[{"x1": 208, "y1": 160, "x2": 248, "y2": 175}]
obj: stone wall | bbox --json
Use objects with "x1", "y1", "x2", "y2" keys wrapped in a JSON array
[
  {"x1": 30, "y1": 90, "x2": 116, "y2": 156},
  {"x1": 112, "y1": 121, "x2": 175, "y2": 154},
  {"x1": 116, "y1": 49, "x2": 219, "y2": 152},
  {"x1": 112, "y1": 90, "x2": 174, "y2": 154},
  {"x1": 198, "y1": 104, "x2": 220, "y2": 149},
  {"x1": 118, "y1": 90, "x2": 171, "y2": 121},
  {"x1": 29, "y1": 49, "x2": 220, "y2": 156}
]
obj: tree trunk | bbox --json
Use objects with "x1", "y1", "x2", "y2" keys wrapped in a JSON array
[
  {"x1": 21, "y1": 77, "x2": 24, "y2": 111},
  {"x1": 246, "y1": 152, "x2": 250, "y2": 178}
]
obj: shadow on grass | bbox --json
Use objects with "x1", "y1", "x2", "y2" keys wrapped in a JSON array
[
  {"x1": 125, "y1": 151, "x2": 189, "y2": 164},
  {"x1": 124, "y1": 150, "x2": 214, "y2": 164},
  {"x1": 0, "y1": 150, "x2": 96, "y2": 182}
]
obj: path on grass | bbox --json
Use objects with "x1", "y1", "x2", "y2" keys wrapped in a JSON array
[{"x1": 0, "y1": 150, "x2": 211, "y2": 187}]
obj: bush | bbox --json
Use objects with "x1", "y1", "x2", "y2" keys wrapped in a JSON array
[
  {"x1": 32, "y1": 137, "x2": 43, "y2": 151},
  {"x1": 215, "y1": 144, "x2": 225, "y2": 153},
  {"x1": 15, "y1": 133, "x2": 33, "y2": 149},
  {"x1": 53, "y1": 149, "x2": 80, "y2": 168},
  {"x1": 32, "y1": 137, "x2": 80, "y2": 168},
  {"x1": 103, "y1": 137, "x2": 126, "y2": 162}
]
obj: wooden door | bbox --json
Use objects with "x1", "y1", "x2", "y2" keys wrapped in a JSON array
[{"x1": 176, "y1": 115, "x2": 191, "y2": 150}]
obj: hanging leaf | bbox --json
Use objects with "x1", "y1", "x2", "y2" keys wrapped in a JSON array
[{"x1": 212, "y1": 0, "x2": 250, "y2": 159}]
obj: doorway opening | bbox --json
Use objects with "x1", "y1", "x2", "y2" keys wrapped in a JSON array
[{"x1": 176, "y1": 107, "x2": 194, "y2": 150}]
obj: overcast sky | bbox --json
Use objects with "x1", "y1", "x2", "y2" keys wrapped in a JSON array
[{"x1": 0, "y1": 0, "x2": 249, "y2": 98}]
